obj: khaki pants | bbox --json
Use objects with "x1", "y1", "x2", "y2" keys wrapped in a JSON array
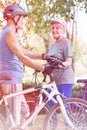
[{"x1": 0, "y1": 84, "x2": 30, "y2": 125}]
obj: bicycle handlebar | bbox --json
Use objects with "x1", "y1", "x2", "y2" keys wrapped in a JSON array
[
  {"x1": 45, "y1": 55, "x2": 65, "y2": 68},
  {"x1": 34, "y1": 56, "x2": 65, "y2": 84}
]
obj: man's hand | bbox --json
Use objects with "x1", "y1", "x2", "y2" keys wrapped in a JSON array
[
  {"x1": 44, "y1": 55, "x2": 65, "y2": 69},
  {"x1": 43, "y1": 64, "x2": 53, "y2": 75}
]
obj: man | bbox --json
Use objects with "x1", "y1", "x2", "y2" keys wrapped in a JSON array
[{"x1": 0, "y1": 4, "x2": 52, "y2": 125}]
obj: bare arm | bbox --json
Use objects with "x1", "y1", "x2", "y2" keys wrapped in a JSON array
[
  {"x1": 22, "y1": 48, "x2": 43, "y2": 59},
  {"x1": 6, "y1": 30, "x2": 44, "y2": 71},
  {"x1": 62, "y1": 57, "x2": 72, "y2": 68}
]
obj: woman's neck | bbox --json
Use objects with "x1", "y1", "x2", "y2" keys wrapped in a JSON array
[{"x1": 55, "y1": 36, "x2": 64, "y2": 42}]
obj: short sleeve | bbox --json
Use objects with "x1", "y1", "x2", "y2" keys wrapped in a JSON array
[{"x1": 63, "y1": 39, "x2": 73, "y2": 59}]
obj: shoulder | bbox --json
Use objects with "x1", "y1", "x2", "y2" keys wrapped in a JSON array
[
  {"x1": 61, "y1": 38, "x2": 72, "y2": 48},
  {"x1": 3, "y1": 26, "x2": 13, "y2": 33},
  {"x1": 62, "y1": 37, "x2": 72, "y2": 44},
  {"x1": 6, "y1": 27, "x2": 16, "y2": 39},
  {"x1": 6, "y1": 28, "x2": 18, "y2": 48}
]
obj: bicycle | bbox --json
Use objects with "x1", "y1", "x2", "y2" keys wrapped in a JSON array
[{"x1": 0, "y1": 57, "x2": 87, "y2": 130}]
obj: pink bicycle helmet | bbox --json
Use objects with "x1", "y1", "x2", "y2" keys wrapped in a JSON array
[{"x1": 3, "y1": 4, "x2": 28, "y2": 20}]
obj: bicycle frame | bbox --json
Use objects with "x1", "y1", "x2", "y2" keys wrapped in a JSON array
[{"x1": 0, "y1": 81, "x2": 74, "y2": 130}]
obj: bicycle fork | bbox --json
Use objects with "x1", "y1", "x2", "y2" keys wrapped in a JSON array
[
  {"x1": 56, "y1": 95, "x2": 74, "y2": 129},
  {"x1": 42, "y1": 81, "x2": 75, "y2": 129},
  {"x1": 49, "y1": 82, "x2": 75, "y2": 129}
]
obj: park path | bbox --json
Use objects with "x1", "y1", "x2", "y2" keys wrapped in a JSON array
[
  {"x1": 28, "y1": 115, "x2": 44, "y2": 130},
  {"x1": 28, "y1": 114, "x2": 70, "y2": 130}
]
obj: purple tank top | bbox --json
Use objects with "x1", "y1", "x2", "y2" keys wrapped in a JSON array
[{"x1": 0, "y1": 26, "x2": 23, "y2": 83}]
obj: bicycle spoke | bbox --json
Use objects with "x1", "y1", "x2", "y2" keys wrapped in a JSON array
[{"x1": 43, "y1": 98, "x2": 87, "y2": 130}]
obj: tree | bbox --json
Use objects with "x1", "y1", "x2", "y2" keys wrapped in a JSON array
[
  {"x1": 0, "y1": 0, "x2": 86, "y2": 47},
  {"x1": 0, "y1": 0, "x2": 87, "y2": 81},
  {"x1": 0, "y1": 0, "x2": 87, "y2": 37},
  {"x1": 26, "y1": 0, "x2": 74, "y2": 35}
]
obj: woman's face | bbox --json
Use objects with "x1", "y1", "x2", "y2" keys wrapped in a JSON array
[{"x1": 50, "y1": 22, "x2": 64, "y2": 39}]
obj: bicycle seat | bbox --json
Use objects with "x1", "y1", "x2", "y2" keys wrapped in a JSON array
[
  {"x1": 77, "y1": 79, "x2": 87, "y2": 84},
  {"x1": 0, "y1": 76, "x2": 11, "y2": 81}
]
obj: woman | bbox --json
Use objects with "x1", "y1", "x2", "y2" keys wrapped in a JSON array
[{"x1": 46, "y1": 17, "x2": 74, "y2": 107}]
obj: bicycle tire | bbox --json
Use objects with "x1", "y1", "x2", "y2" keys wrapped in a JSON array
[
  {"x1": 0, "y1": 113, "x2": 5, "y2": 130},
  {"x1": 43, "y1": 98, "x2": 87, "y2": 130},
  {"x1": 39, "y1": 103, "x2": 50, "y2": 114}
]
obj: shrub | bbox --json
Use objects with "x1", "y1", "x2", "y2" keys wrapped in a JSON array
[{"x1": 72, "y1": 83, "x2": 84, "y2": 98}]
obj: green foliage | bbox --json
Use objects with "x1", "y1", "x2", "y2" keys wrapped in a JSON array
[
  {"x1": 72, "y1": 83, "x2": 84, "y2": 98},
  {"x1": 25, "y1": 0, "x2": 75, "y2": 35},
  {"x1": 1, "y1": 0, "x2": 87, "y2": 85},
  {"x1": 25, "y1": 0, "x2": 87, "y2": 36}
]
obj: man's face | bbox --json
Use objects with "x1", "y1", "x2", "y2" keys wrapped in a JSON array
[{"x1": 50, "y1": 22, "x2": 64, "y2": 39}]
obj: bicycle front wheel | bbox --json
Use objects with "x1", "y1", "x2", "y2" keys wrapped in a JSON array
[{"x1": 43, "y1": 98, "x2": 87, "y2": 130}]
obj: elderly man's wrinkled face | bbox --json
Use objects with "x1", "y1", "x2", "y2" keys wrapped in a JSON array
[{"x1": 50, "y1": 22, "x2": 65, "y2": 39}]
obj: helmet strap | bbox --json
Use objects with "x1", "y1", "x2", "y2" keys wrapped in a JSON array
[{"x1": 13, "y1": 15, "x2": 21, "y2": 32}]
